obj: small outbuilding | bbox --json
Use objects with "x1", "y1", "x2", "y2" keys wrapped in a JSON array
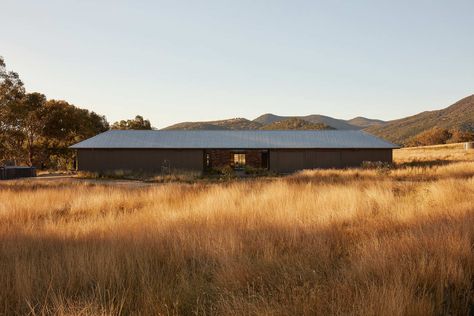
[
  {"x1": 0, "y1": 166, "x2": 36, "y2": 180},
  {"x1": 70, "y1": 130, "x2": 398, "y2": 174}
]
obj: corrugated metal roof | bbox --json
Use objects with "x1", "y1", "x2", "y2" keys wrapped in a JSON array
[{"x1": 70, "y1": 130, "x2": 398, "y2": 149}]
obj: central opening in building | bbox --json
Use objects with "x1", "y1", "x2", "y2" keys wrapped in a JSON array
[
  {"x1": 203, "y1": 150, "x2": 269, "y2": 172},
  {"x1": 233, "y1": 153, "x2": 246, "y2": 169}
]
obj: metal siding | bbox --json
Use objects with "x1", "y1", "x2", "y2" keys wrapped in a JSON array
[
  {"x1": 269, "y1": 150, "x2": 342, "y2": 172},
  {"x1": 340, "y1": 149, "x2": 392, "y2": 167},
  {"x1": 269, "y1": 149, "x2": 392, "y2": 173},
  {"x1": 270, "y1": 150, "x2": 305, "y2": 172},
  {"x1": 316, "y1": 151, "x2": 342, "y2": 168},
  {"x1": 77, "y1": 149, "x2": 204, "y2": 172}
]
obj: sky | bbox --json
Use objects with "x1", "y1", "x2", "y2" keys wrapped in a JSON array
[{"x1": 1, "y1": 0, "x2": 473, "y2": 128}]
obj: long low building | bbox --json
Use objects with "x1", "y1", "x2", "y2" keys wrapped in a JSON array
[{"x1": 70, "y1": 130, "x2": 398, "y2": 173}]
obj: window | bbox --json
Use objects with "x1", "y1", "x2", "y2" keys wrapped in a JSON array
[
  {"x1": 206, "y1": 153, "x2": 211, "y2": 168},
  {"x1": 233, "y1": 153, "x2": 246, "y2": 169}
]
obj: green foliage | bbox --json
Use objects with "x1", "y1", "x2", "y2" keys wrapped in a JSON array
[
  {"x1": 39, "y1": 100, "x2": 109, "y2": 169},
  {"x1": 208, "y1": 165, "x2": 237, "y2": 178},
  {"x1": 0, "y1": 56, "x2": 26, "y2": 165},
  {"x1": 260, "y1": 118, "x2": 334, "y2": 130},
  {"x1": 111, "y1": 115, "x2": 152, "y2": 130},
  {"x1": 219, "y1": 165, "x2": 236, "y2": 178},
  {"x1": 0, "y1": 57, "x2": 109, "y2": 169},
  {"x1": 164, "y1": 118, "x2": 262, "y2": 130},
  {"x1": 254, "y1": 113, "x2": 360, "y2": 130},
  {"x1": 165, "y1": 117, "x2": 337, "y2": 131}
]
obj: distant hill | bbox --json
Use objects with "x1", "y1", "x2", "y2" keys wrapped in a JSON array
[
  {"x1": 347, "y1": 117, "x2": 385, "y2": 129},
  {"x1": 252, "y1": 113, "x2": 285, "y2": 125},
  {"x1": 164, "y1": 117, "x2": 333, "y2": 131},
  {"x1": 164, "y1": 113, "x2": 385, "y2": 131},
  {"x1": 164, "y1": 118, "x2": 262, "y2": 130},
  {"x1": 253, "y1": 114, "x2": 360, "y2": 130},
  {"x1": 260, "y1": 118, "x2": 334, "y2": 130},
  {"x1": 161, "y1": 94, "x2": 474, "y2": 146},
  {"x1": 163, "y1": 113, "x2": 385, "y2": 131},
  {"x1": 366, "y1": 95, "x2": 474, "y2": 145}
]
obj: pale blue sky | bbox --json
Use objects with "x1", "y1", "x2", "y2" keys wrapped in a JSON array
[{"x1": 1, "y1": 0, "x2": 473, "y2": 128}]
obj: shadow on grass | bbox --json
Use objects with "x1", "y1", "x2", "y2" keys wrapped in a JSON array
[{"x1": 395, "y1": 159, "x2": 453, "y2": 168}]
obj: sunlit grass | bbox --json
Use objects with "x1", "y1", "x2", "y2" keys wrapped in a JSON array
[{"x1": 0, "y1": 144, "x2": 473, "y2": 315}]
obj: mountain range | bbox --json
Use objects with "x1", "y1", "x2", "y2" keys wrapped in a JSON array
[
  {"x1": 163, "y1": 94, "x2": 474, "y2": 145},
  {"x1": 163, "y1": 115, "x2": 383, "y2": 131}
]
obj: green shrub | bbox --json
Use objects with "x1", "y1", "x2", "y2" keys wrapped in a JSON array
[{"x1": 218, "y1": 166, "x2": 235, "y2": 178}]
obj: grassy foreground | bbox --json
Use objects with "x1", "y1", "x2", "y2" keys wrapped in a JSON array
[{"x1": 0, "y1": 145, "x2": 473, "y2": 315}]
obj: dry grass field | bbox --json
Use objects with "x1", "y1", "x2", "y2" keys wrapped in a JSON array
[{"x1": 1, "y1": 144, "x2": 473, "y2": 315}]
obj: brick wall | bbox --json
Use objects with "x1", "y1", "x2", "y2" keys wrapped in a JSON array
[{"x1": 205, "y1": 150, "x2": 267, "y2": 169}]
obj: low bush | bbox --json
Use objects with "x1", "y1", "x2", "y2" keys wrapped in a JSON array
[
  {"x1": 77, "y1": 169, "x2": 202, "y2": 182},
  {"x1": 361, "y1": 161, "x2": 392, "y2": 175}
]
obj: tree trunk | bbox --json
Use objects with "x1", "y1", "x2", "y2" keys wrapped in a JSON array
[{"x1": 27, "y1": 134, "x2": 34, "y2": 167}]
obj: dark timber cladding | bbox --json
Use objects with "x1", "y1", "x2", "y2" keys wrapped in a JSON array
[
  {"x1": 76, "y1": 149, "x2": 203, "y2": 172},
  {"x1": 269, "y1": 149, "x2": 392, "y2": 173},
  {"x1": 70, "y1": 130, "x2": 398, "y2": 173},
  {"x1": 0, "y1": 166, "x2": 37, "y2": 180}
]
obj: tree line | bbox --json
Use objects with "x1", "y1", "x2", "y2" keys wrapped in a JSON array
[
  {"x1": 406, "y1": 127, "x2": 474, "y2": 147},
  {"x1": 0, "y1": 57, "x2": 152, "y2": 169}
]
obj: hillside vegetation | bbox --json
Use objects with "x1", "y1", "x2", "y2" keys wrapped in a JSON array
[
  {"x1": 260, "y1": 118, "x2": 334, "y2": 130},
  {"x1": 347, "y1": 116, "x2": 385, "y2": 128},
  {"x1": 253, "y1": 113, "x2": 362, "y2": 130},
  {"x1": 164, "y1": 118, "x2": 263, "y2": 130},
  {"x1": 165, "y1": 117, "x2": 335, "y2": 131},
  {"x1": 165, "y1": 113, "x2": 385, "y2": 131},
  {"x1": 366, "y1": 95, "x2": 474, "y2": 145},
  {"x1": 164, "y1": 114, "x2": 386, "y2": 131},
  {"x1": 1, "y1": 145, "x2": 473, "y2": 315},
  {"x1": 163, "y1": 95, "x2": 474, "y2": 146}
]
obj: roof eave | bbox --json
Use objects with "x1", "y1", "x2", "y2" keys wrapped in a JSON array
[{"x1": 70, "y1": 146, "x2": 398, "y2": 149}]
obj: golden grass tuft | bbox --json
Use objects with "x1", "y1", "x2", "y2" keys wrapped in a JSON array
[{"x1": 0, "y1": 145, "x2": 473, "y2": 315}]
